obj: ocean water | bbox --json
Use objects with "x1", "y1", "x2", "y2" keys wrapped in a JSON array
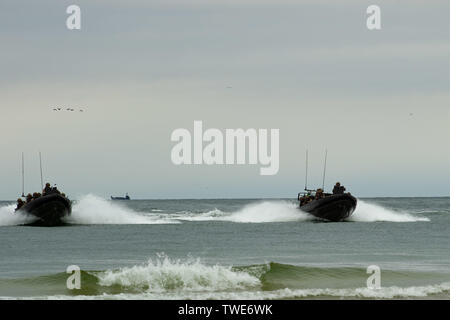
[{"x1": 0, "y1": 196, "x2": 449, "y2": 300}]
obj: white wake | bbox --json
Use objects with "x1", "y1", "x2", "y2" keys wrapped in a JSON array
[
  {"x1": 350, "y1": 200, "x2": 429, "y2": 222},
  {"x1": 65, "y1": 194, "x2": 178, "y2": 225}
]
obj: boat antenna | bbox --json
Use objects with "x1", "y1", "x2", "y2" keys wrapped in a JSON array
[
  {"x1": 39, "y1": 151, "x2": 44, "y2": 191},
  {"x1": 322, "y1": 149, "x2": 328, "y2": 190},
  {"x1": 304, "y1": 149, "x2": 309, "y2": 191},
  {"x1": 21, "y1": 152, "x2": 25, "y2": 197}
]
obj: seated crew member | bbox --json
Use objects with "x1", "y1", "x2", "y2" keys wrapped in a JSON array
[
  {"x1": 45, "y1": 185, "x2": 61, "y2": 195},
  {"x1": 299, "y1": 195, "x2": 306, "y2": 206},
  {"x1": 43, "y1": 183, "x2": 52, "y2": 195},
  {"x1": 315, "y1": 188, "x2": 324, "y2": 200},
  {"x1": 305, "y1": 193, "x2": 313, "y2": 203},
  {"x1": 15, "y1": 198, "x2": 25, "y2": 211},
  {"x1": 52, "y1": 186, "x2": 61, "y2": 195},
  {"x1": 26, "y1": 193, "x2": 33, "y2": 203},
  {"x1": 32, "y1": 192, "x2": 41, "y2": 200},
  {"x1": 333, "y1": 182, "x2": 346, "y2": 195}
]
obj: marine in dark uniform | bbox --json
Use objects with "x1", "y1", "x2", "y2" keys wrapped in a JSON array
[
  {"x1": 15, "y1": 198, "x2": 25, "y2": 211},
  {"x1": 332, "y1": 182, "x2": 346, "y2": 195},
  {"x1": 26, "y1": 193, "x2": 33, "y2": 203},
  {"x1": 43, "y1": 183, "x2": 52, "y2": 195},
  {"x1": 315, "y1": 188, "x2": 324, "y2": 200}
]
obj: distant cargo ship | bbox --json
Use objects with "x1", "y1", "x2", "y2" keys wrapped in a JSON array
[{"x1": 111, "y1": 193, "x2": 131, "y2": 200}]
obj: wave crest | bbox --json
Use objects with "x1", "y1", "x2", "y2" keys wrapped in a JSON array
[{"x1": 96, "y1": 255, "x2": 261, "y2": 292}]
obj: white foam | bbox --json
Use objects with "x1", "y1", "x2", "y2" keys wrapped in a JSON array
[
  {"x1": 96, "y1": 255, "x2": 260, "y2": 292},
  {"x1": 176, "y1": 281, "x2": 450, "y2": 299},
  {"x1": 174, "y1": 201, "x2": 311, "y2": 223},
  {"x1": 350, "y1": 200, "x2": 429, "y2": 222},
  {"x1": 223, "y1": 201, "x2": 310, "y2": 223},
  {"x1": 1, "y1": 197, "x2": 430, "y2": 226},
  {"x1": 171, "y1": 208, "x2": 225, "y2": 222},
  {"x1": 10, "y1": 282, "x2": 450, "y2": 300},
  {"x1": 174, "y1": 199, "x2": 429, "y2": 224},
  {"x1": 144, "y1": 281, "x2": 450, "y2": 300},
  {"x1": 0, "y1": 204, "x2": 37, "y2": 226},
  {"x1": 66, "y1": 194, "x2": 178, "y2": 225}
]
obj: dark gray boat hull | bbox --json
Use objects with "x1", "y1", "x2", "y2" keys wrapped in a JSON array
[
  {"x1": 111, "y1": 196, "x2": 130, "y2": 200},
  {"x1": 18, "y1": 194, "x2": 72, "y2": 227},
  {"x1": 300, "y1": 194, "x2": 357, "y2": 222}
]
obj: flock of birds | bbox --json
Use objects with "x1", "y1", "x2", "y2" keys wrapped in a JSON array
[{"x1": 52, "y1": 107, "x2": 85, "y2": 112}]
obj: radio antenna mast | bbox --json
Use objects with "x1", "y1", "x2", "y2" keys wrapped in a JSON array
[
  {"x1": 304, "y1": 149, "x2": 309, "y2": 191},
  {"x1": 322, "y1": 149, "x2": 328, "y2": 190},
  {"x1": 21, "y1": 152, "x2": 25, "y2": 197},
  {"x1": 39, "y1": 152, "x2": 44, "y2": 191}
]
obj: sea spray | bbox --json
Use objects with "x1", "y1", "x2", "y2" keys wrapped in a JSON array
[
  {"x1": 0, "y1": 204, "x2": 37, "y2": 226},
  {"x1": 173, "y1": 199, "x2": 428, "y2": 223},
  {"x1": 350, "y1": 200, "x2": 429, "y2": 222},
  {"x1": 173, "y1": 201, "x2": 311, "y2": 223},
  {"x1": 66, "y1": 194, "x2": 179, "y2": 225},
  {"x1": 1, "y1": 197, "x2": 429, "y2": 226},
  {"x1": 223, "y1": 201, "x2": 310, "y2": 223}
]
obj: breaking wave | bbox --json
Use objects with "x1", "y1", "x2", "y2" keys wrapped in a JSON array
[
  {"x1": 1, "y1": 259, "x2": 449, "y2": 300},
  {"x1": 97, "y1": 255, "x2": 260, "y2": 292},
  {"x1": 128, "y1": 282, "x2": 450, "y2": 300}
]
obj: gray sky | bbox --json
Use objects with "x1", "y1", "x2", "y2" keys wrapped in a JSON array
[{"x1": 1, "y1": 0, "x2": 450, "y2": 199}]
